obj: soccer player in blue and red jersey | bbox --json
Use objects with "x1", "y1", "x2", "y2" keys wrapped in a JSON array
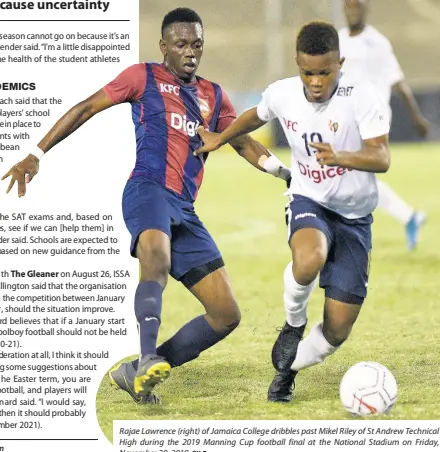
[{"x1": 3, "y1": 8, "x2": 290, "y2": 403}]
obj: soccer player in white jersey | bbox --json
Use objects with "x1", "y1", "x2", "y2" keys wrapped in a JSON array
[
  {"x1": 195, "y1": 21, "x2": 390, "y2": 402},
  {"x1": 339, "y1": 0, "x2": 429, "y2": 250}
]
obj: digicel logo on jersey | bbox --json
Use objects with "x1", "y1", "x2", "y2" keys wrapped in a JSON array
[
  {"x1": 170, "y1": 113, "x2": 201, "y2": 137},
  {"x1": 298, "y1": 161, "x2": 353, "y2": 184}
]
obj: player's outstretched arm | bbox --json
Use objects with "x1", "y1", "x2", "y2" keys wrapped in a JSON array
[
  {"x1": 1, "y1": 89, "x2": 113, "y2": 197},
  {"x1": 195, "y1": 107, "x2": 266, "y2": 155},
  {"x1": 229, "y1": 135, "x2": 291, "y2": 182},
  {"x1": 310, "y1": 134, "x2": 390, "y2": 173},
  {"x1": 393, "y1": 81, "x2": 430, "y2": 138},
  {"x1": 195, "y1": 106, "x2": 290, "y2": 182}
]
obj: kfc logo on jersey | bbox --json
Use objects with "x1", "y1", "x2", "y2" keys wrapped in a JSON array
[
  {"x1": 199, "y1": 98, "x2": 210, "y2": 119},
  {"x1": 283, "y1": 118, "x2": 298, "y2": 132},
  {"x1": 171, "y1": 113, "x2": 200, "y2": 137},
  {"x1": 160, "y1": 83, "x2": 180, "y2": 95}
]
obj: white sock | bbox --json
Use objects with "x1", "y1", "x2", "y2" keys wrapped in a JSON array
[
  {"x1": 291, "y1": 322, "x2": 339, "y2": 371},
  {"x1": 377, "y1": 180, "x2": 414, "y2": 224},
  {"x1": 283, "y1": 261, "x2": 316, "y2": 328}
]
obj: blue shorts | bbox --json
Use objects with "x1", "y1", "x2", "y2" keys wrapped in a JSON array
[
  {"x1": 287, "y1": 195, "x2": 373, "y2": 304},
  {"x1": 122, "y1": 178, "x2": 223, "y2": 285}
]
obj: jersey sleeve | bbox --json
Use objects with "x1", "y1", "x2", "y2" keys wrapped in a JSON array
[
  {"x1": 103, "y1": 63, "x2": 146, "y2": 105},
  {"x1": 381, "y1": 40, "x2": 404, "y2": 87},
  {"x1": 354, "y1": 82, "x2": 390, "y2": 140},
  {"x1": 256, "y1": 84, "x2": 277, "y2": 122},
  {"x1": 215, "y1": 87, "x2": 237, "y2": 133}
]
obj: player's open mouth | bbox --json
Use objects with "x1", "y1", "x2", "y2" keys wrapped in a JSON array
[{"x1": 183, "y1": 62, "x2": 196, "y2": 70}]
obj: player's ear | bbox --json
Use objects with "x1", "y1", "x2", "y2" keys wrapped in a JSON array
[
  {"x1": 295, "y1": 55, "x2": 299, "y2": 67},
  {"x1": 339, "y1": 57, "x2": 345, "y2": 68},
  {"x1": 159, "y1": 38, "x2": 167, "y2": 57}
]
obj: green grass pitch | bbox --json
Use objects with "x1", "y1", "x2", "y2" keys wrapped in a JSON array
[{"x1": 96, "y1": 143, "x2": 440, "y2": 440}]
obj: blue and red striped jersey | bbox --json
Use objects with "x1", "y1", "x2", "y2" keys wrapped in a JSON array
[{"x1": 103, "y1": 62, "x2": 236, "y2": 202}]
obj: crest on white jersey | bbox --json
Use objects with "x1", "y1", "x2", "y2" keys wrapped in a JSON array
[{"x1": 328, "y1": 120, "x2": 339, "y2": 134}]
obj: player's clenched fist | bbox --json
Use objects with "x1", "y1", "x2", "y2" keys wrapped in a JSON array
[
  {"x1": 309, "y1": 142, "x2": 341, "y2": 167},
  {"x1": 194, "y1": 127, "x2": 223, "y2": 156},
  {"x1": 1, "y1": 154, "x2": 39, "y2": 197}
]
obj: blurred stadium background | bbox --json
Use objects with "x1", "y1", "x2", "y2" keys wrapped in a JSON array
[{"x1": 140, "y1": 0, "x2": 440, "y2": 146}]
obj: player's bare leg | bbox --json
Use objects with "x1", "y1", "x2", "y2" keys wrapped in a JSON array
[
  {"x1": 278, "y1": 298, "x2": 361, "y2": 403},
  {"x1": 291, "y1": 297, "x2": 361, "y2": 371},
  {"x1": 284, "y1": 298, "x2": 361, "y2": 400},
  {"x1": 323, "y1": 297, "x2": 361, "y2": 346},
  {"x1": 133, "y1": 229, "x2": 172, "y2": 396},
  {"x1": 109, "y1": 229, "x2": 172, "y2": 400},
  {"x1": 272, "y1": 228, "x2": 327, "y2": 370},
  {"x1": 269, "y1": 297, "x2": 361, "y2": 403},
  {"x1": 269, "y1": 228, "x2": 327, "y2": 402},
  {"x1": 156, "y1": 266, "x2": 241, "y2": 367},
  {"x1": 191, "y1": 266, "x2": 241, "y2": 334}
]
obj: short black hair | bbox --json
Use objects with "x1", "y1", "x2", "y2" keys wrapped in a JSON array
[
  {"x1": 161, "y1": 8, "x2": 203, "y2": 37},
  {"x1": 296, "y1": 21, "x2": 339, "y2": 55}
]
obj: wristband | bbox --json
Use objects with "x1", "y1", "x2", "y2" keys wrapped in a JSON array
[
  {"x1": 261, "y1": 154, "x2": 291, "y2": 181},
  {"x1": 30, "y1": 148, "x2": 45, "y2": 160}
]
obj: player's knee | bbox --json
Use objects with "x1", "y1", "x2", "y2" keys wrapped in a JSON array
[
  {"x1": 293, "y1": 247, "x2": 326, "y2": 285},
  {"x1": 322, "y1": 323, "x2": 352, "y2": 347},
  {"x1": 138, "y1": 244, "x2": 171, "y2": 282},
  {"x1": 221, "y1": 306, "x2": 241, "y2": 333},
  {"x1": 305, "y1": 247, "x2": 327, "y2": 271},
  {"x1": 226, "y1": 307, "x2": 241, "y2": 332},
  {"x1": 208, "y1": 301, "x2": 241, "y2": 334}
]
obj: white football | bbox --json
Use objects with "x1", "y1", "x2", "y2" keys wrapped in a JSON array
[{"x1": 340, "y1": 361, "x2": 397, "y2": 415}]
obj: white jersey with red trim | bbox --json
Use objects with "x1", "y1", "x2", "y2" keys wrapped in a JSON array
[{"x1": 257, "y1": 74, "x2": 390, "y2": 219}]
